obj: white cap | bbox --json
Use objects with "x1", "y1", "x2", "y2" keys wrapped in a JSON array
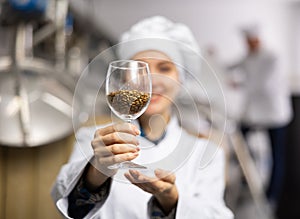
[
  {"x1": 117, "y1": 16, "x2": 201, "y2": 82},
  {"x1": 240, "y1": 24, "x2": 260, "y2": 38}
]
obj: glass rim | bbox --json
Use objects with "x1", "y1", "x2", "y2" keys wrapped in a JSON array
[{"x1": 109, "y1": 60, "x2": 149, "y2": 70}]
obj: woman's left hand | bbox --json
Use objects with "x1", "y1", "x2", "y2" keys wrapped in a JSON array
[{"x1": 125, "y1": 169, "x2": 178, "y2": 214}]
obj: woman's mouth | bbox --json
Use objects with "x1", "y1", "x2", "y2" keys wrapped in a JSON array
[{"x1": 150, "y1": 94, "x2": 162, "y2": 103}]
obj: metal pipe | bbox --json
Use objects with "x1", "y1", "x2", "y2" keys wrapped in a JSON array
[{"x1": 11, "y1": 23, "x2": 32, "y2": 146}]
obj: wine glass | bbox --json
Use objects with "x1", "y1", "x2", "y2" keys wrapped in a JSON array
[{"x1": 106, "y1": 60, "x2": 152, "y2": 169}]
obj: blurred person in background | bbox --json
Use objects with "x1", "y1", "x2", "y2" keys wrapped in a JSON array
[
  {"x1": 228, "y1": 25, "x2": 292, "y2": 210},
  {"x1": 51, "y1": 16, "x2": 233, "y2": 219}
]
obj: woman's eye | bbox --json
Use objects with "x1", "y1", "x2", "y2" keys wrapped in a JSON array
[{"x1": 159, "y1": 66, "x2": 172, "y2": 72}]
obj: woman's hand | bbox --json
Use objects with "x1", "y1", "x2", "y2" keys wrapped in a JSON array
[
  {"x1": 125, "y1": 169, "x2": 178, "y2": 214},
  {"x1": 85, "y1": 123, "x2": 140, "y2": 191}
]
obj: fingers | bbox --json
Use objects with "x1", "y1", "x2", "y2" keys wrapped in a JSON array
[
  {"x1": 154, "y1": 169, "x2": 176, "y2": 184},
  {"x1": 124, "y1": 170, "x2": 172, "y2": 195},
  {"x1": 128, "y1": 170, "x2": 155, "y2": 182},
  {"x1": 92, "y1": 123, "x2": 140, "y2": 147},
  {"x1": 91, "y1": 123, "x2": 141, "y2": 170},
  {"x1": 100, "y1": 132, "x2": 139, "y2": 146},
  {"x1": 124, "y1": 171, "x2": 156, "y2": 193},
  {"x1": 126, "y1": 169, "x2": 175, "y2": 184},
  {"x1": 94, "y1": 144, "x2": 139, "y2": 157},
  {"x1": 109, "y1": 144, "x2": 139, "y2": 154},
  {"x1": 98, "y1": 152, "x2": 139, "y2": 166},
  {"x1": 124, "y1": 171, "x2": 138, "y2": 183},
  {"x1": 95, "y1": 123, "x2": 140, "y2": 137}
]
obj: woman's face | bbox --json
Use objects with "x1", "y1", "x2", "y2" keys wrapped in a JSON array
[{"x1": 132, "y1": 50, "x2": 180, "y2": 117}]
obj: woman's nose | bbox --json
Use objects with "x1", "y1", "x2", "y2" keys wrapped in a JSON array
[
  {"x1": 150, "y1": 73, "x2": 166, "y2": 94},
  {"x1": 150, "y1": 73, "x2": 160, "y2": 86}
]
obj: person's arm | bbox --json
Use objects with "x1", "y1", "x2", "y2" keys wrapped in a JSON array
[
  {"x1": 51, "y1": 159, "x2": 93, "y2": 218},
  {"x1": 52, "y1": 160, "x2": 111, "y2": 219},
  {"x1": 225, "y1": 60, "x2": 246, "y2": 88},
  {"x1": 67, "y1": 164, "x2": 112, "y2": 219},
  {"x1": 51, "y1": 127, "x2": 99, "y2": 218},
  {"x1": 51, "y1": 123, "x2": 140, "y2": 218}
]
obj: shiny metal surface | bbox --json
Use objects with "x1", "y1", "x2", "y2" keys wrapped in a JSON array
[
  {"x1": 0, "y1": 67, "x2": 75, "y2": 147},
  {"x1": 0, "y1": 23, "x2": 77, "y2": 147}
]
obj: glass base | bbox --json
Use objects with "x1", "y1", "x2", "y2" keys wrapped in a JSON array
[{"x1": 107, "y1": 161, "x2": 147, "y2": 170}]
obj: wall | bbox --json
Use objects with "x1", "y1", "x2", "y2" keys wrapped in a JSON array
[
  {"x1": 0, "y1": 136, "x2": 74, "y2": 219},
  {"x1": 90, "y1": 0, "x2": 291, "y2": 67},
  {"x1": 288, "y1": 2, "x2": 300, "y2": 93},
  {"x1": 70, "y1": 0, "x2": 300, "y2": 91}
]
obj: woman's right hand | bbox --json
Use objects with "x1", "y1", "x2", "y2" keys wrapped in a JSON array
[{"x1": 84, "y1": 123, "x2": 140, "y2": 190}]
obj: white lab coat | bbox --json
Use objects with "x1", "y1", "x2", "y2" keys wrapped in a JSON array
[
  {"x1": 231, "y1": 49, "x2": 292, "y2": 127},
  {"x1": 51, "y1": 117, "x2": 233, "y2": 219}
]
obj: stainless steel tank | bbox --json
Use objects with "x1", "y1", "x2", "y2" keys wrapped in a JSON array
[{"x1": 0, "y1": 24, "x2": 77, "y2": 147}]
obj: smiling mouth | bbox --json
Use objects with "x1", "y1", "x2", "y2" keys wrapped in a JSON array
[{"x1": 150, "y1": 94, "x2": 162, "y2": 102}]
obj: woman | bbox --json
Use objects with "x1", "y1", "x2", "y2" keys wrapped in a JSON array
[{"x1": 52, "y1": 16, "x2": 233, "y2": 219}]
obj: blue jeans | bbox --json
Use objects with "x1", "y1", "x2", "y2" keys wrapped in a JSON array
[{"x1": 241, "y1": 125, "x2": 288, "y2": 204}]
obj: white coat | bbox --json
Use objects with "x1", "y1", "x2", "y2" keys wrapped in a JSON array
[
  {"x1": 51, "y1": 117, "x2": 233, "y2": 219},
  {"x1": 231, "y1": 49, "x2": 292, "y2": 127}
]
